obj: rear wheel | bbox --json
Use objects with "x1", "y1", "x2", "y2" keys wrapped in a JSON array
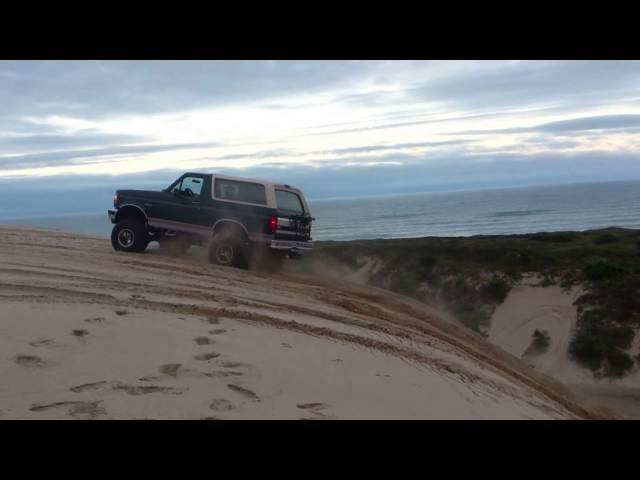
[
  {"x1": 111, "y1": 220, "x2": 150, "y2": 253},
  {"x1": 208, "y1": 230, "x2": 248, "y2": 268}
]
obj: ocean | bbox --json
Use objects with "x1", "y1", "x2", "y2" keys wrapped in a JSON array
[{"x1": 2, "y1": 180, "x2": 639, "y2": 241}]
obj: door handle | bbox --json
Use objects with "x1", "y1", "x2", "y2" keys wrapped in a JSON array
[{"x1": 143, "y1": 202, "x2": 153, "y2": 207}]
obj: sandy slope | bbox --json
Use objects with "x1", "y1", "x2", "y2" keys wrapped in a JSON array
[
  {"x1": 489, "y1": 278, "x2": 640, "y2": 419},
  {"x1": 0, "y1": 226, "x2": 601, "y2": 420}
]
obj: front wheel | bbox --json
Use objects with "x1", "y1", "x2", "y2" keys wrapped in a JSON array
[{"x1": 111, "y1": 220, "x2": 150, "y2": 253}]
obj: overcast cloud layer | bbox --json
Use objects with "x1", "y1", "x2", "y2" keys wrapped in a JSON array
[{"x1": 0, "y1": 60, "x2": 639, "y2": 197}]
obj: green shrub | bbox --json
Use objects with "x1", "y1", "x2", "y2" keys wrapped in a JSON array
[
  {"x1": 604, "y1": 348, "x2": 634, "y2": 378},
  {"x1": 584, "y1": 261, "x2": 627, "y2": 282},
  {"x1": 569, "y1": 314, "x2": 635, "y2": 376},
  {"x1": 540, "y1": 276, "x2": 555, "y2": 287},
  {"x1": 418, "y1": 254, "x2": 437, "y2": 275},
  {"x1": 526, "y1": 329, "x2": 551, "y2": 355},
  {"x1": 531, "y1": 232, "x2": 574, "y2": 242},
  {"x1": 480, "y1": 277, "x2": 511, "y2": 303},
  {"x1": 533, "y1": 329, "x2": 550, "y2": 348},
  {"x1": 593, "y1": 233, "x2": 620, "y2": 245}
]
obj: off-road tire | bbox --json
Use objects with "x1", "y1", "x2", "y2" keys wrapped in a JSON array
[
  {"x1": 111, "y1": 220, "x2": 150, "y2": 253},
  {"x1": 208, "y1": 231, "x2": 247, "y2": 269}
]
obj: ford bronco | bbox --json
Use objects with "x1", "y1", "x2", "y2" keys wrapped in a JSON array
[{"x1": 108, "y1": 172, "x2": 314, "y2": 268}]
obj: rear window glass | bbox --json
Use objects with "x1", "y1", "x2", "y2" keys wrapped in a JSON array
[
  {"x1": 276, "y1": 190, "x2": 304, "y2": 215},
  {"x1": 214, "y1": 179, "x2": 266, "y2": 205}
]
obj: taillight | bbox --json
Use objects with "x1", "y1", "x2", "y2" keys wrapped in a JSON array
[
  {"x1": 113, "y1": 193, "x2": 118, "y2": 208},
  {"x1": 267, "y1": 216, "x2": 278, "y2": 234}
]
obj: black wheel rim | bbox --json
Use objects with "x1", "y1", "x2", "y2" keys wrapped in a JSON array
[
  {"x1": 117, "y1": 228, "x2": 135, "y2": 248},
  {"x1": 215, "y1": 243, "x2": 234, "y2": 265}
]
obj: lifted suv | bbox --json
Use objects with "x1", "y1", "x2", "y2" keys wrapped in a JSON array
[{"x1": 108, "y1": 172, "x2": 314, "y2": 268}]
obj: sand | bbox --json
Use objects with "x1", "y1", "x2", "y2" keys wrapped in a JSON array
[
  {"x1": 0, "y1": 226, "x2": 600, "y2": 420},
  {"x1": 489, "y1": 277, "x2": 640, "y2": 419}
]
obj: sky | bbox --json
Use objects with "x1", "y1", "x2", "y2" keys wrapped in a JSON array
[{"x1": 0, "y1": 60, "x2": 639, "y2": 203}]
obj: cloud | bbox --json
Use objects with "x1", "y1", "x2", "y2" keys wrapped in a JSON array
[
  {"x1": 407, "y1": 61, "x2": 640, "y2": 110},
  {"x1": 451, "y1": 114, "x2": 640, "y2": 136},
  {"x1": 0, "y1": 131, "x2": 150, "y2": 153},
  {"x1": 312, "y1": 140, "x2": 469, "y2": 155},
  {"x1": 0, "y1": 61, "x2": 380, "y2": 119},
  {"x1": 0, "y1": 141, "x2": 222, "y2": 170},
  {"x1": 0, "y1": 60, "x2": 639, "y2": 188}
]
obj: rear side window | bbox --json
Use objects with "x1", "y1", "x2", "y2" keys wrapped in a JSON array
[
  {"x1": 214, "y1": 178, "x2": 266, "y2": 205},
  {"x1": 276, "y1": 190, "x2": 304, "y2": 215}
]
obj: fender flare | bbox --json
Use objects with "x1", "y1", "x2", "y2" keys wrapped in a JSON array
[
  {"x1": 115, "y1": 204, "x2": 149, "y2": 223},
  {"x1": 212, "y1": 219, "x2": 249, "y2": 238}
]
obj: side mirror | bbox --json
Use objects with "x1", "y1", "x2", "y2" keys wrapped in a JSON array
[{"x1": 173, "y1": 189, "x2": 182, "y2": 197}]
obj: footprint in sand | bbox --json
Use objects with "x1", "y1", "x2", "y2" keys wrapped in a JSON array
[
  {"x1": 158, "y1": 363, "x2": 183, "y2": 377},
  {"x1": 84, "y1": 317, "x2": 105, "y2": 324},
  {"x1": 28, "y1": 339, "x2": 56, "y2": 348},
  {"x1": 219, "y1": 361, "x2": 247, "y2": 369},
  {"x1": 209, "y1": 329, "x2": 227, "y2": 335},
  {"x1": 194, "y1": 352, "x2": 220, "y2": 361},
  {"x1": 204, "y1": 370, "x2": 244, "y2": 379},
  {"x1": 226, "y1": 384, "x2": 260, "y2": 402},
  {"x1": 209, "y1": 398, "x2": 235, "y2": 412},
  {"x1": 194, "y1": 336, "x2": 213, "y2": 346},
  {"x1": 69, "y1": 401, "x2": 107, "y2": 419},
  {"x1": 114, "y1": 309, "x2": 128, "y2": 316},
  {"x1": 296, "y1": 402, "x2": 335, "y2": 419},
  {"x1": 113, "y1": 385, "x2": 185, "y2": 396},
  {"x1": 69, "y1": 380, "x2": 121, "y2": 393},
  {"x1": 71, "y1": 329, "x2": 89, "y2": 339},
  {"x1": 281, "y1": 342, "x2": 292, "y2": 349},
  {"x1": 69, "y1": 380, "x2": 185, "y2": 396},
  {"x1": 13, "y1": 354, "x2": 58, "y2": 368},
  {"x1": 30, "y1": 401, "x2": 106, "y2": 419}
]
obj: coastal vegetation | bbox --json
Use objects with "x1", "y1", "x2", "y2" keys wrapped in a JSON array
[{"x1": 308, "y1": 228, "x2": 640, "y2": 378}]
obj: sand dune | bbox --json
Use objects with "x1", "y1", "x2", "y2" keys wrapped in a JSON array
[
  {"x1": 0, "y1": 226, "x2": 602, "y2": 419},
  {"x1": 489, "y1": 278, "x2": 640, "y2": 419}
]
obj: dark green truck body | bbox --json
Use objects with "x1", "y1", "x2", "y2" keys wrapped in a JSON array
[{"x1": 107, "y1": 172, "x2": 314, "y2": 266}]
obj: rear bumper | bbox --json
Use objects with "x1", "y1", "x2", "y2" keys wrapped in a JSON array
[
  {"x1": 270, "y1": 239, "x2": 313, "y2": 253},
  {"x1": 108, "y1": 209, "x2": 117, "y2": 223}
]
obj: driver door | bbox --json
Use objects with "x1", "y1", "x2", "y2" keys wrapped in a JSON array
[{"x1": 157, "y1": 174, "x2": 206, "y2": 227}]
